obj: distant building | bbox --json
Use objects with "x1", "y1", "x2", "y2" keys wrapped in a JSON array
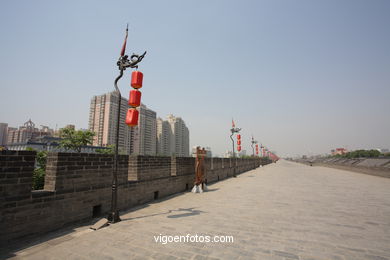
[
  {"x1": 6, "y1": 119, "x2": 53, "y2": 145},
  {"x1": 89, "y1": 91, "x2": 134, "y2": 154},
  {"x1": 224, "y1": 150, "x2": 233, "y2": 158},
  {"x1": 64, "y1": 124, "x2": 75, "y2": 130},
  {"x1": 377, "y1": 148, "x2": 390, "y2": 154},
  {"x1": 167, "y1": 114, "x2": 190, "y2": 157},
  {"x1": 7, "y1": 136, "x2": 107, "y2": 153},
  {"x1": 0, "y1": 123, "x2": 8, "y2": 146},
  {"x1": 156, "y1": 114, "x2": 190, "y2": 157},
  {"x1": 133, "y1": 104, "x2": 157, "y2": 156},
  {"x1": 157, "y1": 118, "x2": 171, "y2": 156},
  {"x1": 331, "y1": 148, "x2": 348, "y2": 156},
  {"x1": 88, "y1": 92, "x2": 157, "y2": 155}
]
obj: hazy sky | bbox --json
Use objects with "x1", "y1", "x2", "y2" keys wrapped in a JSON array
[{"x1": 1, "y1": 0, "x2": 389, "y2": 157}]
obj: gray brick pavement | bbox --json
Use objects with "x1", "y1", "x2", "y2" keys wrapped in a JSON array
[{"x1": 2, "y1": 160, "x2": 390, "y2": 259}]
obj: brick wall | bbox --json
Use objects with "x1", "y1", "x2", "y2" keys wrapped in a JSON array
[{"x1": 0, "y1": 151, "x2": 271, "y2": 243}]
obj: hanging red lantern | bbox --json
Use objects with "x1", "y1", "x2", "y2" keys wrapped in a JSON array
[
  {"x1": 125, "y1": 108, "x2": 139, "y2": 126},
  {"x1": 131, "y1": 70, "x2": 143, "y2": 89},
  {"x1": 237, "y1": 140, "x2": 241, "y2": 145},
  {"x1": 237, "y1": 134, "x2": 241, "y2": 140},
  {"x1": 237, "y1": 145, "x2": 241, "y2": 152},
  {"x1": 129, "y1": 89, "x2": 142, "y2": 107}
]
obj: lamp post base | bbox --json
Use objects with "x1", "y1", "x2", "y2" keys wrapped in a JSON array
[{"x1": 107, "y1": 211, "x2": 121, "y2": 223}]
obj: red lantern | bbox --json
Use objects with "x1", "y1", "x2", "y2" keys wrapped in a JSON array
[
  {"x1": 131, "y1": 71, "x2": 143, "y2": 89},
  {"x1": 125, "y1": 108, "x2": 139, "y2": 126},
  {"x1": 237, "y1": 140, "x2": 241, "y2": 145},
  {"x1": 237, "y1": 134, "x2": 241, "y2": 140},
  {"x1": 237, "y1": 145, "x2": 241, "y2": 152},
  {"x1": 129, "y1": 89, "x2": 141, "y2": 107}
]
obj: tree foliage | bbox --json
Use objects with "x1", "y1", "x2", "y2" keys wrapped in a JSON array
[
  {"x1": 26, "y1": 148, "x2": 48, "y2": 190},
  {"x1": 33, "y1": 168, "x2": 46, "y2": 190},
  {"x1": 96, "y1": 144, "x2": 115, "y2": 154},
  {"x1": 335, "y1": 149, "x2": 382, "y2": 158},
  {"x1": 59, "y1": 128, "x2": 95, "y2": 153}
]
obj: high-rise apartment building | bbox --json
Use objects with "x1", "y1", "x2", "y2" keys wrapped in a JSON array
[
  {"x1": 167, "y1": 114, "x2": 190, "y2": 157},
  {"x1": 156, "y1": 118, "x2": 171, "y2": 156},
  {"x1": 0, "y1": 123, "x2": 8, "y2": 146},
  {"x1": 89, "y1": 91, "x2": 133, "y2": 154},
  {"x1": 88, "y1": 92, "x2": 157, "y2": 155},
  {"x1": 133, "y1": 104, "x2": 157, "y2": 155},
  {"x1": 157, "y1": 114, "x2": 190, "y2": 157}
]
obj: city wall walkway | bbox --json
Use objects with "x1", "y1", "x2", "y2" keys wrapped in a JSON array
[{"x1": 2, "y1": 160, "x2": 390, "y2": 260}]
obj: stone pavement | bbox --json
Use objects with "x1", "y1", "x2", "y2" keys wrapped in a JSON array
[{"x1": 2, "y1": 160, "x2": 390, "y2": 260}]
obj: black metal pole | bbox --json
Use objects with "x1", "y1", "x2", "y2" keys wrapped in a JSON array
[
  {"x1": 230, "y1": 129, "x2": 237, "y2": 177},
  {"x1": 107, "y1": 25, "x2": 146, "y2": 224},
  {"x1": 230, "y1": 131, "x2": 235, "y2": 158},
  {"x1": 108, "y1": 71, "x2": 124, "y2": 223}
]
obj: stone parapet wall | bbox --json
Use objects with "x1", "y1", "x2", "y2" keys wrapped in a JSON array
[
  {"x1": 294, "y1": 157, "x2": 390, "y2": 178},
  {"x1": 0, "y1": 151, "x2": 271, "y2": 243}
]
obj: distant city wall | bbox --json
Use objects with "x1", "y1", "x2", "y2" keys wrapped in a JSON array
[
  {"x1": 294, "y1": 157, "x2": 390, "y2": 178},
  {"x1": 0, "y1": 151, "x2": 271, "y2": 243}
]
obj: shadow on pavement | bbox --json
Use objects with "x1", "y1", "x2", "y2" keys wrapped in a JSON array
[
  {"x1": 167, "y1": 208, "x2": 205, "y2": 218},
  {"x1": 0, "y1": 218, "x2": 97, "y2": 260},
  {"x1": 205, "y1": 188, "x2": 219, "y2": 192},
  {"x1": 121, "y1": 207, "x2": 206, "y2": 221}
]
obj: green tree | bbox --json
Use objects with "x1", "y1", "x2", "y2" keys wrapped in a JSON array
[
  {"x1": 96, "y1": 144, "x2": 115, "y2": 154},
  {"x1": 96, "y1": 145, "x2": 127, "y2": 155},
  {"x1": 59, "y1": 128, "x2": 95, "y2": 153},
  {"x1": 336, "y1": 149, "x2": 382, "y2": 159},
  {"x1": 33, "y1": 168, "x2": 46, "y2": 190},
  {"x1": 26, "y1": 148, "x2": 48, "y2": 190}
]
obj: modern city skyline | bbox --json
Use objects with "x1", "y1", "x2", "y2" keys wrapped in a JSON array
[
  {"x1": 6, "y1": 119, "x2": 53, "y2": 145},
  {"x1": 89, "y1": 91, "x2": 160, "y2": 155},
  {"x1": 89, "y1": 91, "x2": 133, "y2": 154},
  {"x1": 157, "y1": 115, "x2": 190, "y2": 157},
  {"x1": 166, "y1": 114, "x2": 190, "y2": 157},
  {"x1": 157, "y1": 118, "x2": 171, "y2": 156},
  {"x1": 1, "y1": 1, "x2": 389, "y2": 157},
  {"x1": 133, "y1": 104, "x2": 157, "y2": 156},
  {"x1": 0, "y1": 123, "x2": 8, "y2": 146}
]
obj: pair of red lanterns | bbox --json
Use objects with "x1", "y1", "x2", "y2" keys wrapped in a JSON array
[
  {"x1": 237, "y1": 134, "x2": 241, "y2": 152},
  {"x1": 125, "y1": 71, "x2": 143, "y2": 127}
]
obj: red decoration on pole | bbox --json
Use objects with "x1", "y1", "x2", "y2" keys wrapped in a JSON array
[
  {"x1": 236, "y1": 134, "x2": 241, "y2": 152},
  {"x1": 126, "y1": 70, "x2": 144, "y2": 127},
  {"x1": 120, "y1": 24, "x2": 128, "y2": 57},
  {"x1": 125, "y1": 108, "x2": 139, "y2": 126},
  {"x1": 131, "y1": 71, "x2": 143, "y2": 89},
  {"x1": 129, "y1": 89, "x2": 141, "y2": 107}
]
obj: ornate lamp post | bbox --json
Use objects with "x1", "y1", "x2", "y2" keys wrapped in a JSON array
[
  {"x1": 251, "y1": 135, "x2": 258, "y2": 157},
  {"x1": 230, "y1": 119, "x2": 241, "y2": 177},
  {"x1": 108, "y1": 25, "x2": 146, "y2": 223}
]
